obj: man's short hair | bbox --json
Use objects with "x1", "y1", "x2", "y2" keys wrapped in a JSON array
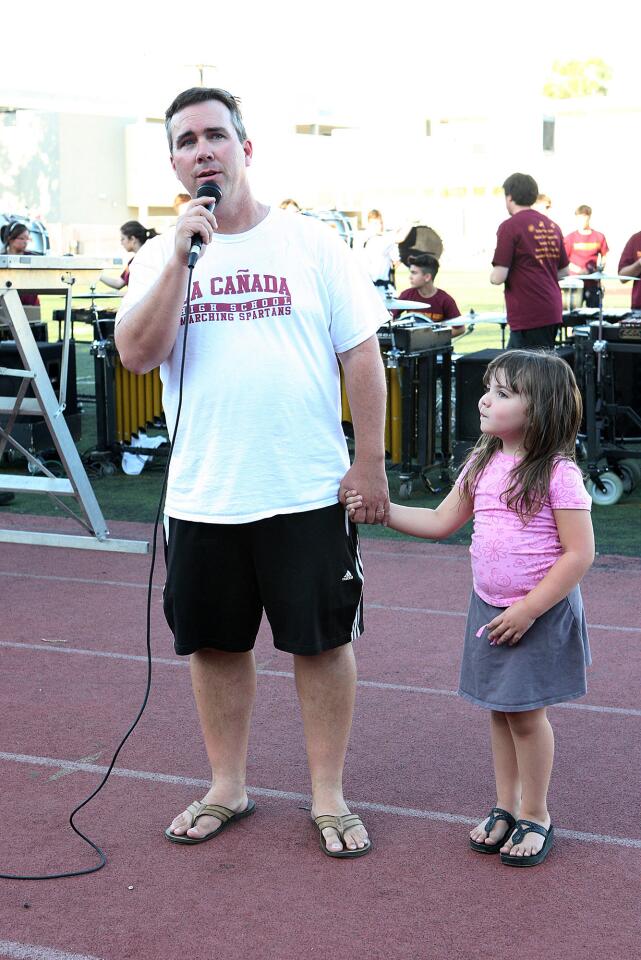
[
  {"x1": 575, "y1": 204, "x2": 592, "y2": 217},
  {"x1": 408, "y1": 253, "x2": 440, "y2": 278},
  {"x1": 367, "y1": 209, "x2": 383, "y2": 221},
  {"x1": 502, "y1": 173, "x2": 539, "y2": 207},
  {"x1": 165, "y1": 87, "x2": 247, "y2": 152}
]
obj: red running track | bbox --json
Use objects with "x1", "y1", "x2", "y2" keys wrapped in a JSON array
[{"x1": 0, "y1": 513, "x2": 640, "y2": 960}]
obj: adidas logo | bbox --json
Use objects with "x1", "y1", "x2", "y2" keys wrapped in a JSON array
[{"x1": 341, "y1": 571, "x2": 354, "y2": 581}]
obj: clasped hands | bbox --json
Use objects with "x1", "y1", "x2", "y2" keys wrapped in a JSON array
[
  {"x1": 339, "y1": 471, "x2": 389, "y2": 526},
  {"x1": 345, "y1": 487, "x2": 537, "y2": 645}
]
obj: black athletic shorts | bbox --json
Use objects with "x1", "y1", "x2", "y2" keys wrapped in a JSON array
[{"x1": 163, "y1": 503, "x2": 364, "y2": 657}]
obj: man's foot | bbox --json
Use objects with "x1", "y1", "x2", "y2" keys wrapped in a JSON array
[
  {"x1": 167, "y1": 789, "x2": 250, "y2": 841},
  {"x1": 500, "y1": 814, "x2": 551, "y2": 858},
  {"x1": 311, "y1": 803, "x2": 370, "y2": 854},
  {"x1": 470, "y1": 807, "x2": 517, "y2": 850}
]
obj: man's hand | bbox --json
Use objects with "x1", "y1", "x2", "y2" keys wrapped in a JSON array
[
  {"x1": 486, "y1": 600, "x2": 536, "y2": 647},
  {"x1": 174, "y1": 196, "x2": 218, "y2": 265},
  {"x1": 339, "y1": 460, "x2": 389, "y2": 525}
]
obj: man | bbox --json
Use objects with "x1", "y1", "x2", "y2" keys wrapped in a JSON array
[
  {"x1": 491, "y1": 173, "x2": 569, "y2": 350},
  {"x1": 361, "y1": 209, "x2": 399, "y2": 296},
  {"x1": 114, "y1": 87, "x2": 389, "y2": 857},
  {"x1": 564, "y1": 205, "x2": 609, "y2": 308},
  {"x1": 393, "y1": 252, "x2": 465, "y2": 336},
  {"x1": 173, "y1": 193, "x2": 191, "y2": 218},
  {"x1": 533, "y1": 193, "x2": 552, "y2": 214},
  {"x1": 618, "y1": 230, "x2": 641, "y2": 311}
]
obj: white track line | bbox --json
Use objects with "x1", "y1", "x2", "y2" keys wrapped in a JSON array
[
  {"x1": 0, "y1": 941, "x2": 103, "y2": 960},
  {"x1": 0, "y1": 571, "x2": 155, "y2": 590},
  {"x1": 1, "y1": 641, "x2": 640, "y2": 718},
  {"x1": 1, "y1": 751, "x2": 640, "y2": 850},
  {"x1": 0, "y1": 570, "x2": 638, "y2": 634},
  {"x1": 366, "y1": 603, "x2": 641, "y2": 634}
]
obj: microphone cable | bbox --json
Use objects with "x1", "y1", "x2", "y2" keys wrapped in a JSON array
[{"x1": 0, "y1": 265, "x2": 197, "y2": 880}]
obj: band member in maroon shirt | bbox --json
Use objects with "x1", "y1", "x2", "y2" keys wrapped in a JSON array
[
  {"x1": 393, "y1": 253, "x2": 465, "y2": 335},
  {"x1": 491, "y1": 173, "x2": 569, "y2": 350},
  {"x1": 564, "y1": 205, "x2": 609, "y2": 308},
  {"x1": 618, "y1": 231, "x2": 641, "y2": 311}
]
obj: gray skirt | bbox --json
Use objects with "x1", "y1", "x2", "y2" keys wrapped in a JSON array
[{"x1": 458, "y1": 586, "x2": 591, "y2": 712}]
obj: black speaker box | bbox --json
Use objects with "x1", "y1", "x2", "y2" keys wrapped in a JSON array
[
  {"x1": 1, "y1": 321, "x2": 48, "y2": 343},
  {"x1": 455, "y1": 349, "x2": 501, "y2": 442},
  {"x1": 0, "y1": 340, "x2": 78, "y2": 417},
  {"x1": 555, "y1": 343, "x2": 574, "y2": 369},
  {"x1": 455, "y1": 344, "x2": 577, "y2": 445}
]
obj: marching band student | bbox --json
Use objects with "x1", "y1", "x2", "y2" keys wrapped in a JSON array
[
  {"x1": 564, "y1": 205, "x2": 609, "y2": 308},
  {"x1": 491, "y1": 173, "x2": 569, "y2": 349},
  {"x1": 0, "y1": 222, "x2": 39, "y2": 307},
  {"x1": 393, "y1": 253, "x2": 465, "y2": 336},
  {"x1": 618, "y1": 229, "x2": 641, "y2": 311},
  {"x1": 345, "y1": 350, "x2": 594, "y2": 867},
  {"x1": 98, "y1": 221, "x2": 158, "y2": 290}
]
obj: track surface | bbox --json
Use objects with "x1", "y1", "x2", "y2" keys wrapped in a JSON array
[{"x1": 0, "y1": 513, "x2": 640, "y2": 960}]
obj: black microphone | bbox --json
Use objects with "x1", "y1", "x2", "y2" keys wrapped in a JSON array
[{"x1": 187, "y1": 182, "x2": 223, "y2": 269}]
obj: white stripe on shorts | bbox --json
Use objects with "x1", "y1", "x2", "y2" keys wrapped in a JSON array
[{"x1": 351, "y1": 526, "x2": 364, "y2": 641}]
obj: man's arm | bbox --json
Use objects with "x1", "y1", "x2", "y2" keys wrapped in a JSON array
[
  {"x1": 337, "y1": 335, "x2": 389, "y2": 525},
  {"x1": 114, "y1": 198, "x2": 217, "y2": 374},
  {"x1": 557, "y1": 266, "x2": 570, "y2": 279},
  {"x1": 618, "y1": 258, "x2": 641, "y2": 281},
  {"x1": 490, "y1": 266, "x2": 509, "y2": 285},
  {"x1": 115, "y1": 258, "x2": 191, "y2": 374}
]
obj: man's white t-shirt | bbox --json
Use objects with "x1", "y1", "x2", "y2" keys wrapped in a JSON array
[{"x1": 116, "y1": 208, "x2": 389, "y2": 524}]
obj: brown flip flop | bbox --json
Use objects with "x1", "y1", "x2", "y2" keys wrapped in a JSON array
[
  {"x1": 313, "y1": 813, "x2": 372, "y2": 858},
  {"x1": 165, "y1": 798, "x2": 256, "y2": 844}
]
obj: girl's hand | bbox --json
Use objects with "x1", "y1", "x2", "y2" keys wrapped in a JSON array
[
  {"x1": 344, "y1": 490, "x2": 363, "y2": 520},
  {"x1": 486, "y1": 600, "x2": 536, "y2": 646}
]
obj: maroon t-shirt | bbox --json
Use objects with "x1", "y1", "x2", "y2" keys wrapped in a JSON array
[
  {"x1": 18, "y1": 292, "x2": 40, "y2": 307},
  {"x1": 564, "y1": 229, "x2": 609, "y2": 289},
  {"x1": 392, "y1": 287, "x2": 461, "y2": 322},
  {"x1": 493, "y1": 210, "x2": 568, "y2": 330},
  {"x1": 120, "y1": 258, "x2": 133, "y2": 287},
  {"x1": 618, "y1": 231, "x2": 641, "y2": 310}
]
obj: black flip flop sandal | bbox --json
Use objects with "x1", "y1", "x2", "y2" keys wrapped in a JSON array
[
  {"x1": 165, "y1": 798, "x2": 256, "y2": 844},
  {"x1": 500, "y1": 819, "x2": 554, "y2": 867},
  {"x1": 470, "y1": 807, "x2": 517, "y2": 854}
]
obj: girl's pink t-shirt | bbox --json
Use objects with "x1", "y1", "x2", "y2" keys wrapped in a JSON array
[{"x1": 458, "y1": 451, "x2": 592, "y2": 607}]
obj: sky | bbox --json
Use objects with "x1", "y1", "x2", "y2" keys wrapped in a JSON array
[{"x1": 2, "y1": 0, "x2": 637, "y2": 123}]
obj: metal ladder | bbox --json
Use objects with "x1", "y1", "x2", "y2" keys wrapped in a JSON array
[{"x1": 0, "y1": 289, "x2": 148, "y2": 553}]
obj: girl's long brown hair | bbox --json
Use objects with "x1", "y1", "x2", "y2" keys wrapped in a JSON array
[{"x1": 459, "y1": 350, "x2": 583, "y2": 520}]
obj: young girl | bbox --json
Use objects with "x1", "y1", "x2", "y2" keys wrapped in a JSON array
[{"x1": 345, "y1": 350, "x2": 594, "y2": 867}]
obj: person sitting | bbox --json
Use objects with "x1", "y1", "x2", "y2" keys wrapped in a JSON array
[
  {"x1": 393, "y1": 253, "x2": 465, "y2": 335},
  {"x1": 98, "y1": 221, "x2": 158, "y2": 290}
]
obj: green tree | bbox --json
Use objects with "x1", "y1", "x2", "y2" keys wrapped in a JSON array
[{"x1": 543, "y1": 58, "x2": 612, "y2": 98}]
